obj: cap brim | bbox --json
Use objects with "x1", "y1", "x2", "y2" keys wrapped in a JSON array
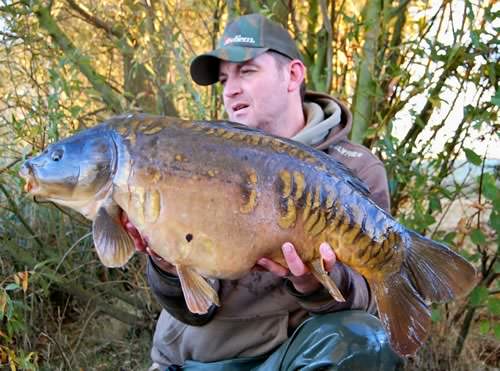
[{"x1": 190, "y1": 46, "x2": 269, "y2": 86}]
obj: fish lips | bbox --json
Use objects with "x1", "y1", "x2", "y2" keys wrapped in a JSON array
[
  {"x1": 20, "y1": 159, "x2": 81, "y2": 201},
  {"x1": 19, "y1": 162, "x2": 39, "y2": 194}
]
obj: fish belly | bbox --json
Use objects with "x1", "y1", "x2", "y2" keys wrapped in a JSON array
[{"x1": 114, "y1": 174, "x2": 305, "y2": 279}]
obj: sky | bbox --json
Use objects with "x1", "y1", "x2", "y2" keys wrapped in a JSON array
[{"x1": 391, "y1": 0, "x2": 499, "y2": 160}]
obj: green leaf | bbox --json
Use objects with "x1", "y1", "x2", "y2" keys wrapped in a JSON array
[
  {"x1": 431, "y1": 307, "x2": 442, "y2": 322},
  {"x1": 388, "y1": 179, "x2": 398, "y2": 195},
  {"x1": 470, "y1": 286, "x2": 488, "y2": 306},
  {"x1": 465, "y1": 0, "x2": 475, "y2": 21},
  {"x1": 482, "y1": 174, "x2": 498, "y2": 201},
  {"x1": 423, "y1": 213, "x2": 436, "y2": 227},
  {"x1": 488, "y1": 297, "x2": 500, "y2": 315},
  {"x1": 69, "y1": 105, "x2": 82, "y2": 118},
  {"x1": 440, "y1": 188, "x2": 453, "y2": 199},
  {"x1": 494, "y1": 197, "x2": 500, "y2": 211},
  {"x1": 4, "y1": 283, "x2": 20, "y2": 291},
  {"x1": 479, "y1": 320, "x2": 490, "y2": 335},
  {"x1": 430, "y1": 195, "x2": 442, "y2": 212},
  {"x1": 492, "y1": 90, "x2": 500, "y2": 107},
  {"x1": 463, "y1": 148, "x2": 482, "y2": 166},
  {"x1": 415, "y1": 173, "x2": 427, "y2": 188},
  {"x1": 495, "y1": 323, "x2": 500, "y2": 340},
  {"x1": 461, "y1": 251, "x2": 480, "y2": 262},
  {"x1": 490, "y1": 212, "x2": 500, "y2": 233},
  {"x1": 470, "y1": 228, "x2": 486, "y2": 245},
  {"x1": 5, "y1": 296, "x2": 14, "y2": 320},
  {"x1": 488, "y1": 63, "x2": 497, "y2": 87},
  {"x1": 470, "y1": 30, "x2": 480, "y2": 48},
  {"x1": 443, "y1": 232, "x2": 456, "y2": 245},
  {"x1": 463, "y1": 104, "x2": 474, "y2": 120}
]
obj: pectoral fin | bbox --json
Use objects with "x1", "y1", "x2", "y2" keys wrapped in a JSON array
[
  {"x1": 177, "y1": 265, "x2": 220, "y2": 314},
  {"x1": 307, "y1": 258, "x2": 346, "y2": 302},
  {"x1": 92, "y1": 205, "x2": 135, "y2": 268}
]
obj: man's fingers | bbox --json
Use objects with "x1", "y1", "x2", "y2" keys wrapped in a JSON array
[
  {"x1": 256, "y1": 257, "x2": 288, "y2": 277},
  {"x1": 121, "y1": 211, "x2": 175, "y2": 274},
  {"x1": 319, "y1": 242, "x2": 336, "y2": 272},
  {"x1": 124, "y1": 222, "x2": 135, "y2": 235},
  {"x1": 120, "y1": 212, "x2": 148, "y2": 252},
  {"x1": 282, "y1": 243, "x2": 308, "y2": 276}
]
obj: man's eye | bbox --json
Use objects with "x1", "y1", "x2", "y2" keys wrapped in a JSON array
[
  {"x1": 241, "y1": 69, "x2": 254, "y2": 75},
  {"x1": 219, "y1": 78, "x2": 226, "y2": 85}
]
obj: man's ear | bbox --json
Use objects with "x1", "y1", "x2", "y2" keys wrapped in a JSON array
[{"x1": 287, "y1": 60, "x2": 306, "y2": 93}]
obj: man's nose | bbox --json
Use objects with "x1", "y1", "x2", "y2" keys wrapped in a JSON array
[{"x1": 223, "y1": 77, "x2": 242, "y2": 98}]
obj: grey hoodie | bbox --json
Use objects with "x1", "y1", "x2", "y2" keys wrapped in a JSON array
[{"x1": 148, "y1": 91, "x2": 390, "y2": 367}]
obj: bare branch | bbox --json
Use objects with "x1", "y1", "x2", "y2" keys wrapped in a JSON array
[
  {"x1": 0, "y1": 156, "x2": 28, "y2": 175},
  {"x1": 65, "y1": 0, "x2": 124, "y2": 40},
  {"x1": 25, "y1": 0, "x2": 124, "y2": 112},
  {"x1": 319, "y1": 0, "x2": 333, "y2": 92}
]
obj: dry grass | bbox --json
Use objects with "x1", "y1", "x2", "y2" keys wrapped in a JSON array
[
  {"x1": 29, "y1": 282, "x2": 157, "y2": 370},
  {"x1": 404, "y1": 318, "x2": 500, "y2": 371}
]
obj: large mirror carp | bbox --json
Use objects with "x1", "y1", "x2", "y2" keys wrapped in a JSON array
[{"x1": 20, "y1": 114, "x2": 477, "y2": 356}]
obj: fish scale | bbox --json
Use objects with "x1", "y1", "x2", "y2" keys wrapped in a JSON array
[
  {"x1": 274, "y1": 163, "x2": 398, "y2": 279},
  {"x1": 20, "y1": 113, "x2": 477, "y2": 357}
]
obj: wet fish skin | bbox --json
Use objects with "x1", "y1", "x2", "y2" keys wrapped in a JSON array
[{"x1": 20, "y1": 114, "x2": 477, "y2": 356}]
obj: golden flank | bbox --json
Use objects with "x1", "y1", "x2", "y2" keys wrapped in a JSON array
[{"x1": 20, "y1": 114, "x2": 477, "y2": 356}]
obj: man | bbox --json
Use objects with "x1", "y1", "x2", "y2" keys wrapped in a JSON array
[{"x1": 123, "y1": 13, "x2": 403, "y2": 370}]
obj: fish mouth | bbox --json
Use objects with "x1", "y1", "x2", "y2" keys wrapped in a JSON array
[
  {"x1": 24, "y1": 177, "x2": 39, "y2": 193},
  {"x1": 19, "y1": 164, "x2": 40, "y2": 194}
]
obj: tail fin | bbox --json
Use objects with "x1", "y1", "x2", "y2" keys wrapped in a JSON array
[
  {"x1": 405, "y1": 231, "x2": 478, "y2": 302},
  {"x1": 371, "y1": 231, "x2": 477, "y2": 356},
  {"x1": 372, "y1": 273, "x2": 430, "y2": 356}
]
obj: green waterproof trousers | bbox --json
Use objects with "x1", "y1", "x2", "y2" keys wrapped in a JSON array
[{"x1": 171, "y1": 310, "x2": 404, "y2": 371}]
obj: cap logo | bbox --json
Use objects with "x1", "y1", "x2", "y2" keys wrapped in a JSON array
[{"x1": 224, "y1": 34, "x2": 256, "y2": 45}]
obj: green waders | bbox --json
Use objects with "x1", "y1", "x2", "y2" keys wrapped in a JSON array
[{"x1": 170, "y1": 311, "x2": 404, "y2": 371}]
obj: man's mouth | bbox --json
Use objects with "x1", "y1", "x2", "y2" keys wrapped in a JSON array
[{"x1": 232, "y1": 103, "x2": 249, "y2": 113}]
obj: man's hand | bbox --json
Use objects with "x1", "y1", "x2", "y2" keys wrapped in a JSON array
[
  {"x1": 120, "y1": 211, "x2": 177, "y2": 274},
  {"x1": 257, "y1": 242, "x2": 336, "y2": 295}
]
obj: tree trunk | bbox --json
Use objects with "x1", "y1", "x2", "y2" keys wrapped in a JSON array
[{"x1": 351, "y1": 0, "x2": 382, "y2": 143}]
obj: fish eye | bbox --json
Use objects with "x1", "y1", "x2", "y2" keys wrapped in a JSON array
[{"x1": 51, "y1": 149, "x2": 64, "y2": 162}]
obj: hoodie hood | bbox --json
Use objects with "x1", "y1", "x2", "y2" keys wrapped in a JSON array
[{"x1": 292, "y1": 91, "x2": 352, "y2": 151}]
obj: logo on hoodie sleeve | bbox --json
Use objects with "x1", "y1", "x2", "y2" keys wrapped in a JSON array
[{"x1": 333, "y1": 144, "x2": 363, "y2": 158}]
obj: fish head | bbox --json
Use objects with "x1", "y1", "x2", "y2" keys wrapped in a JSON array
[{"x1": 20, "y1": 130, "x2": 116, "y2": 204}]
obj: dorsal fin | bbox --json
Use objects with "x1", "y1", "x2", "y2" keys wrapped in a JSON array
[
  {"x1": 106, "y1": 115, "x2": 372, "y2": 200},
  {"x1": 208, "y1": 120, "x2": 371, "y2": 198}
]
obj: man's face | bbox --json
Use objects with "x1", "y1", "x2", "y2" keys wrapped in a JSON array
[{"x1": 218, "y1": 53, "x2": 290, "y2": 135}]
